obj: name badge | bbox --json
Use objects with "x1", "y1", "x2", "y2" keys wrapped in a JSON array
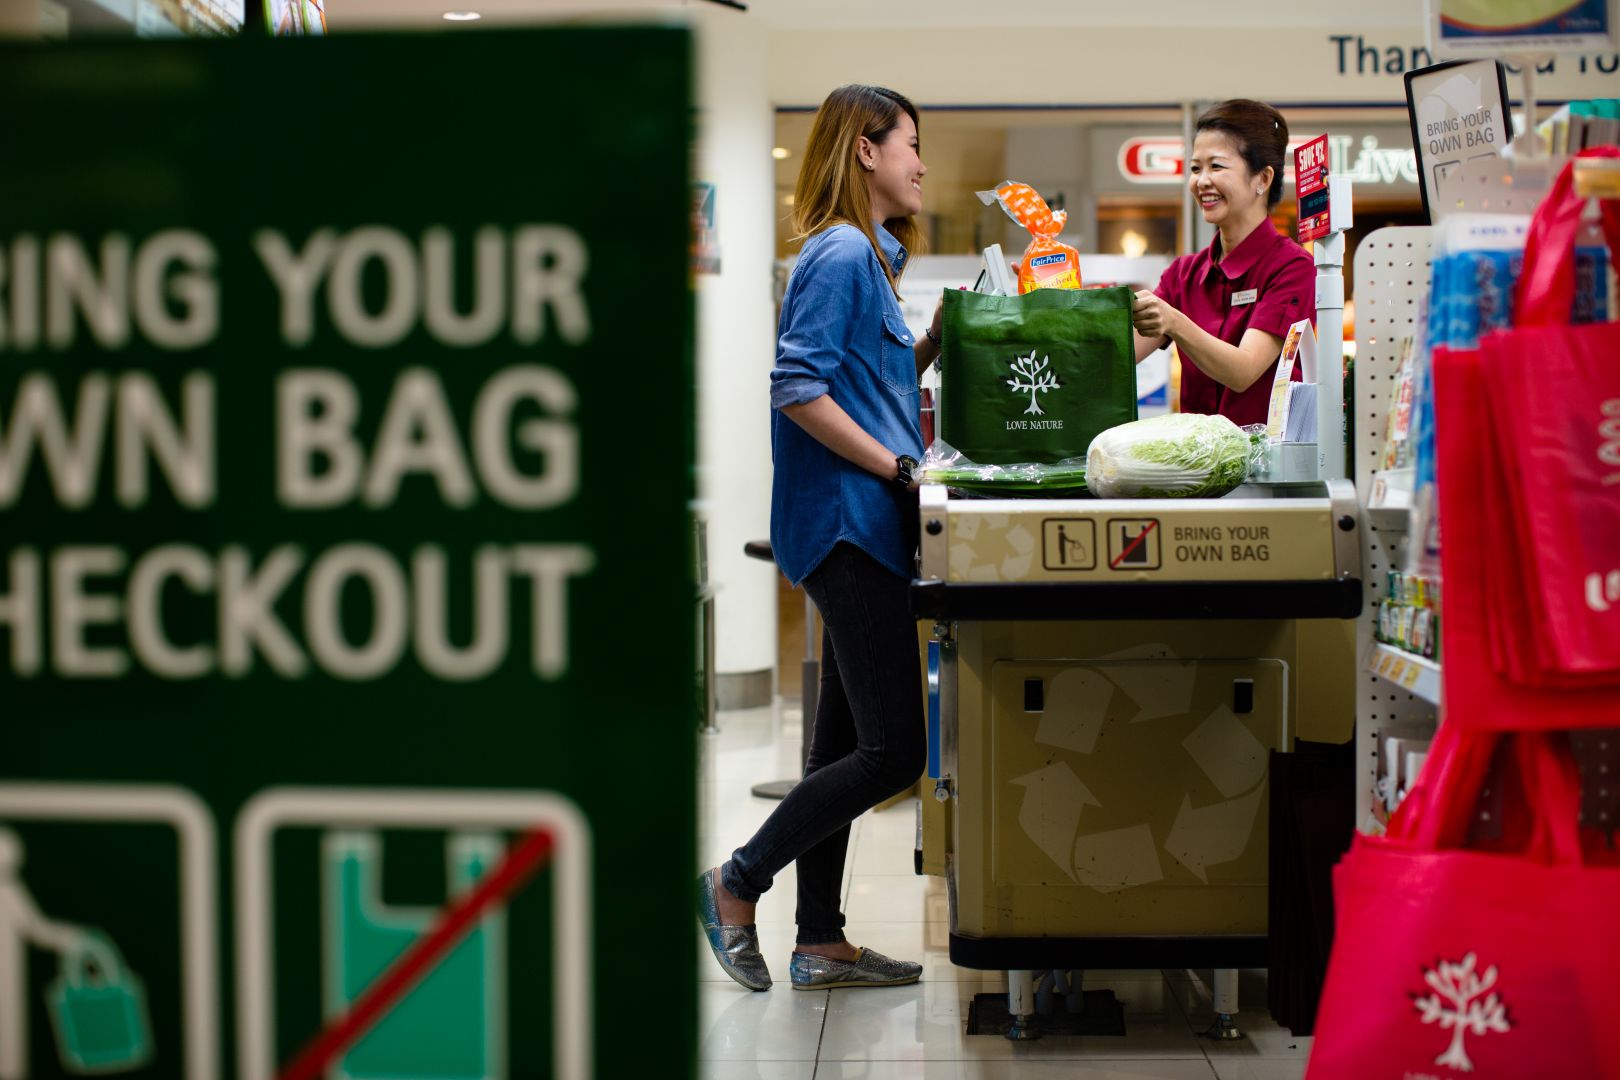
[{"x1": 1231, "y1": 288, "x2": 1259, "y2": 307}]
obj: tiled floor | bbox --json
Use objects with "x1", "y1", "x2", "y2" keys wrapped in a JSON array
[{"x1": 698, "y1": 701, "x2": 1313, "y2": 1080}]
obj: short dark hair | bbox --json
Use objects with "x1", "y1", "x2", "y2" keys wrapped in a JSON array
[{"x1": 1195, "y1": 99, "x2": 1290, "y2": 209}]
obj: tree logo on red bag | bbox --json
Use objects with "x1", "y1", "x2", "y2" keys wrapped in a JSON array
[{"x1": 1412, "y1": 952, "x2": 1512, "y2": 1073}]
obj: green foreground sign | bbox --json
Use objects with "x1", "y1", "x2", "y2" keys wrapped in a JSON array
[{"x1": 0, "y1": 29, "x2": 694, "y2": 1080}]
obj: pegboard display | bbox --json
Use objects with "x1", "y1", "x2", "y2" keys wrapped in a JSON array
[
  {"x1": 1352, "y1": 227, "x2": 1440, "y2": 827},
  {"x1": 1433, "y1": 156, "x2": 1559, "y2": 218}
]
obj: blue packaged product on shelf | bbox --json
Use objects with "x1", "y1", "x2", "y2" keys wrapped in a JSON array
[
  {"x1": 1573, "y1": 245, "x2": 1610, "y2": 324},
  {"x1": 1429, "y1": 214, "x2": 1529, "y2": 350},
  {"x1": 1432, "y1": 254, "x2": 1458, "y2": 346},
  {"x1": 1410, "y1": 296, "x2": 1437, "y2": 488},
  {"x1": 1474, "y1": 249, "x2": 1519, "y2": 339},
  {"x1": 1429, "y1": 217, "x2": 1610, "y2": 348}
]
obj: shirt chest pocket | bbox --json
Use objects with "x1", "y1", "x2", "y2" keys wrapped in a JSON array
[{"x1": 879, "y1": 311, "x2": 917, "y2": 395}]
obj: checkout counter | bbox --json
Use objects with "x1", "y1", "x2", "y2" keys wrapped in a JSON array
[{"x1": 911, "y1": 478, "x2": 1361, "y2": 1037}]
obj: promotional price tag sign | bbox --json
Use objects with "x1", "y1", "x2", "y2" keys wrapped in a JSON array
[{"x1": 1295, "y1": 134, "x2": 1332, "y2": 243}]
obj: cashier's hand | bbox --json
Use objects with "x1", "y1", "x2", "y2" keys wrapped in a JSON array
[{"x1": 1131, "y1": 290, "x2": 1179, "y2": 343}]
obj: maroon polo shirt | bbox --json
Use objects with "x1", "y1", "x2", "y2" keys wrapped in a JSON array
[{"x1": 1154, "y1": 223, "x2": 1315, "y2": 426}]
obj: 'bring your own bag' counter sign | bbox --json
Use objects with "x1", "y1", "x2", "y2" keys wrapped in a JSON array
[{"x1": 0, "y1": 29, "x2": 695, "y2": 1080}]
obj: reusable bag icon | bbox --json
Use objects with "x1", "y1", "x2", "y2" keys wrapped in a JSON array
[
  {"x1": 47, "y1": 933, "x2": 154, "y2": 1074},
  {"x1": 938, "y1": 286, "x2": 1137, "y2": 466}
]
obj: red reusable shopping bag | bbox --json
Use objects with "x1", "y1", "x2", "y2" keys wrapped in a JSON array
[
  {"x1": 1474, "y1": 368, "x2": 1558, "y2": 685},
  {"x1": 1486, "y1": 149, "x2": 1620, "y2": 681},
  {"x1": 1477, "y1": 331, "x2": 1620, "y2": 689},
  {"x1": 1307, "y1": 727, "x2": 1620, "y2": 1080},
  {"x1": 1435, "y1": 328, "x2": 1620, "y2": 727}
]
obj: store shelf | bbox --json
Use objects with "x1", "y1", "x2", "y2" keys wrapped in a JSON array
[
  {"x1": 1353, "y1": 226, "x2": 1438, "y2": 828},
  {"x1": 1367, "y1": 641, "x2": 1441, "y2": 705},
  {"x1": 1365, "y1": 468, "x2": 1413, "y2": 530}
]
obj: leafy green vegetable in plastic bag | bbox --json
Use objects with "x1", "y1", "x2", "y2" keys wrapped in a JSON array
[
  {"x1": 1084, "y1": 414, "x2": 1263, "y2": 499},
  {"x1": 918, "y1": 440, "x2": 1090, "y2": 498}
]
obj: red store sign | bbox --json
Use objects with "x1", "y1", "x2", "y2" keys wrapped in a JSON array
[
  {"x1": 1117, "y1": 134, "x2": 1416, "y2": 187},
  {"x1": 1118, "y1": 137, "x2": 1187, "y2": 183}
]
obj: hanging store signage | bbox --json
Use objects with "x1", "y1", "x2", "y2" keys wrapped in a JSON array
[
  {"x1": 0, "y1": 28, "x2": 694, "y2": 1080},
  {"x1": 1429, "y1": 0, "x2": 1619, "y2": 58},
  {"x1": 1108, "y1": 129, "x2": 1418, "y2": 193}
]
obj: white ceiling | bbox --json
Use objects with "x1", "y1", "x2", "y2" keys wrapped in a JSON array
[{"x1": 332, "y1": 0, "x2": 1424, "y2": 31}]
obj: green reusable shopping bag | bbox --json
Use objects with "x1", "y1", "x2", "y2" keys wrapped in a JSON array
[
  {"x1": 47, "y1": 935, "x2": 153, "y2": 1074},
  {"x1": 939, "y1": 286, "x2": 1138, "y2": 465}
]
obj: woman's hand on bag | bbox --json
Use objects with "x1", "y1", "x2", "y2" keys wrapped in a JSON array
[
  {"x1": 1132, "y1": 289, "x2": 1178, "y2": 342},
  {"x1": 929, "y1": 296, "x2": 943, "y2": 345}
]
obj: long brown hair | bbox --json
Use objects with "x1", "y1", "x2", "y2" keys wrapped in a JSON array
[
  {"x1": 1196, "y1": 99, "x2": 1290, "y2": 209},
  {"x1": 791, "y1": 84, "x2": 922, "y2": 295}
]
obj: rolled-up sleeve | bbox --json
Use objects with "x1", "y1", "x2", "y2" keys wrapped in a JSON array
[{"x1": 770, "y1": 235, "x2": 867, "y2": 410}]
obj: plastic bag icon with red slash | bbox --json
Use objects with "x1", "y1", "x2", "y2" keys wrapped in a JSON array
[{"x1": 978, "y1": 181, "x2": 1082, "y2": 293}]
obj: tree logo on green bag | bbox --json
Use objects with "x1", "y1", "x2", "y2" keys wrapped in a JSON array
[
  {"x1": 1412, "y1": 952, "x2": 1512, "y2": 1072},
  {"x1": 1006, "y1": 350, "x2": 1060, "y2": 417}
]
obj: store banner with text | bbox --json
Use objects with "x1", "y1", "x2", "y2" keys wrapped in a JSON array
[
  {"x1": 1091, "y1": 125, "x2": 1422, "y2": 198},
  {"x1": 0, "y1": 29, "x2": 694, "y2": 1080},
  {"x1": 768, "y1": 26, "x2": 1620, "y2": 108}
]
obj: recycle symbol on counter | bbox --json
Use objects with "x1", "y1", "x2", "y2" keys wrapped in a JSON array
[{"x1": 1010, "y1": 647, "x2": 1269, "y2": 893}]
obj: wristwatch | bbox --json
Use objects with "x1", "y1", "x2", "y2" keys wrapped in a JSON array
[{"x1": 893, "y1": 454, "x2": 919, "y2": 488}]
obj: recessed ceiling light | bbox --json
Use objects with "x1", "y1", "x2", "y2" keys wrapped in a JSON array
[
  {"x1": 771, "y1": 147, "x2": 791, "y2": 160},
  {"x1": 443, "y1": 10, "x2": 481, "y2": 20}
]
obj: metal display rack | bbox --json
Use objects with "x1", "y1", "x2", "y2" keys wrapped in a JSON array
[
  {"x1": 1351, "y1": 161, "x2": 1615, "y2": 825},
  {"x1": 1352, "y1": 227, "x2": 1441, "y2": 827}
]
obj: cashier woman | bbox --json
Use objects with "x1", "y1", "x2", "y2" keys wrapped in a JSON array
[{"x1": 1130, "y1": 99, "x2": 1314, "y2": 425}]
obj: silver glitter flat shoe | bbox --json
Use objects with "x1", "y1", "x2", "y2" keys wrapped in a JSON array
[
  {"x1": 697, "y1": 869, "x2": 771, "y2": 991},
  {"x1": 788, "y1": 946, "x2": 922, "y2": 990}
]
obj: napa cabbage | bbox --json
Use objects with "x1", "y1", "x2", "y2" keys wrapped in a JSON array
[{"x1": 1085, "y1": 413, "x2": 1257, "y2": 498}]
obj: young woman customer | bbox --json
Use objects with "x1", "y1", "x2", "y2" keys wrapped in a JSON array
[
  {"x1": 1130, "y1": 99, "x2": 1315, "y2": 424},
  {"x1": 697, "y1": 84, "x2": 941, "y2": 992}
]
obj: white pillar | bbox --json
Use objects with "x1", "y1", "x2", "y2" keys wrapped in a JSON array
[{"x1": 693, "y1": 8, "x2": 778, "y2": 698}]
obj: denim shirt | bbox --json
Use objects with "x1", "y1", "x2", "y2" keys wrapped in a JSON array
[{"x1": 770, "y1": 224, "x2": 923, "y2": 585}]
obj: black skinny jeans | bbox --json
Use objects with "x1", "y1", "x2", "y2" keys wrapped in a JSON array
[{"x1": 721, "y1": 541, "x2": 926, "y2": 945}]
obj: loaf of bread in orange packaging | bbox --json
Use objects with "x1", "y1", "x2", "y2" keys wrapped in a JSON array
[{"x1": 978, "y1": 181, "x2": 1082, "y2": 293}]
